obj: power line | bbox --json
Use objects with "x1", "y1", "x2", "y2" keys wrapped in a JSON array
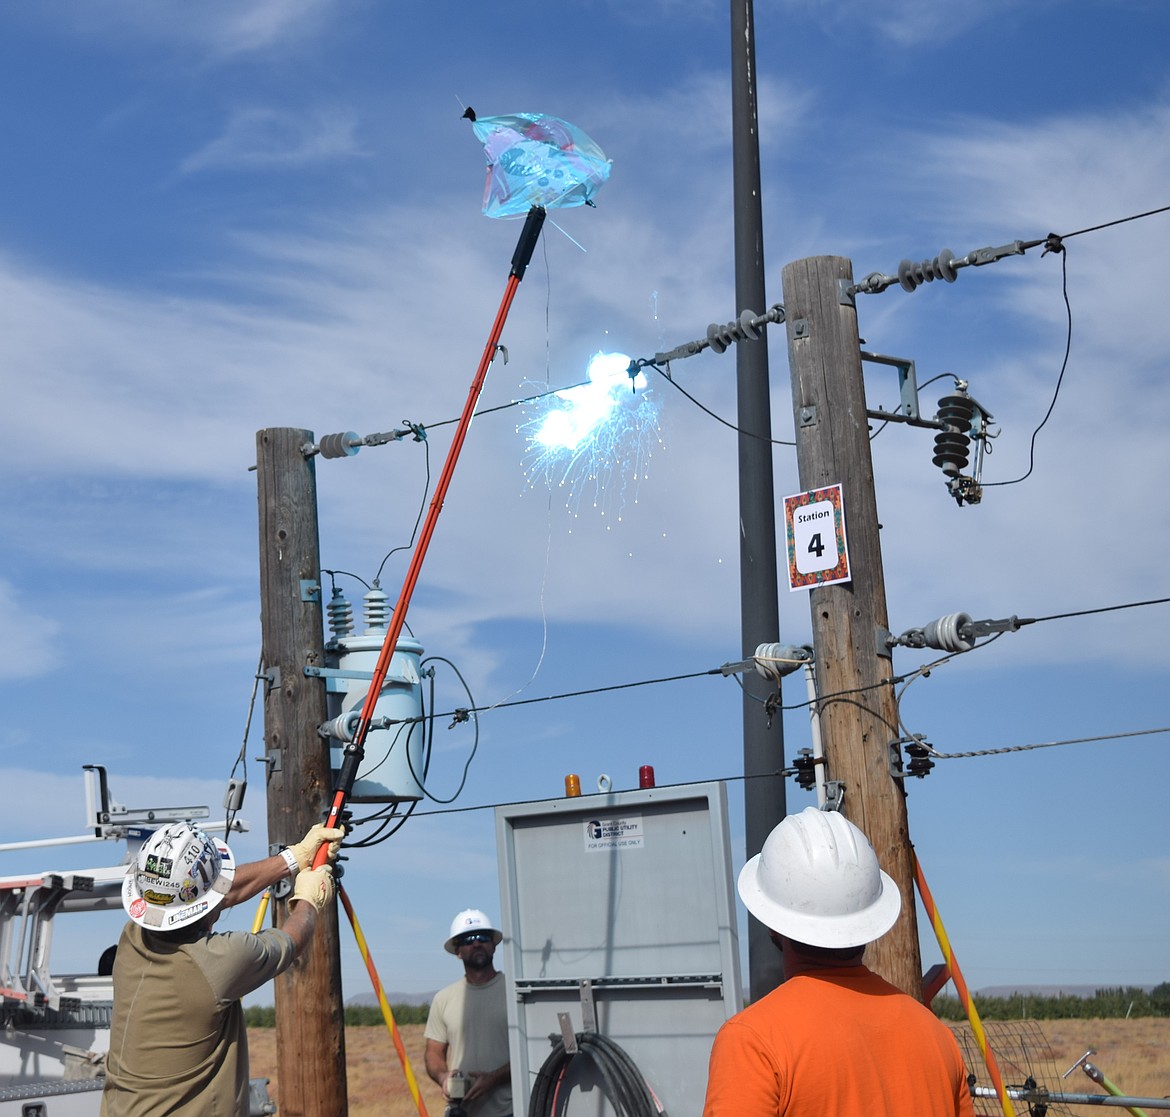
[
  {"x1": 1029, "y1": 596, "x2": 1170, "y2": 623},
  {"x1": 400, "y1": 594, "x2": 1170, "y2": 726},
  {"x1": 375, "y1": 720, "x2": 1170, "y2": 822},
  {"x1": 983, "y1": 239, "x2": 1072, "y2": 489},
  {"x1": 923, "y1": 724, "x2": 1170, "y2": 761},
  {"x1": 1059, "y1": 203, "x2": 1170, "y2": 240},
  {"x1": 426, "y1": 378, "x2": 590, "y2": 430},
  {"x1": 329, "y1": 595, "x2": 1170, "y2": 840},
  {"x1": 402, "y1": 770, "x2": 800, "y2": 820},
  {"x1": 644, "y1": 361, "x2": 795, "y2": 446},
  {"x1": 311, "y1": 202, "x2": 1170, "y2": 460}
]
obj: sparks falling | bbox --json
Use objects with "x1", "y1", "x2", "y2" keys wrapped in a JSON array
[{"x1": 521, "y1": 352, "x2": 662, "y2": 518}]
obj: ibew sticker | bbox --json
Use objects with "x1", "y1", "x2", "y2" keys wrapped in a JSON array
[{"x1": 584, "y1": 815, "x2": 644, "y2": 852}]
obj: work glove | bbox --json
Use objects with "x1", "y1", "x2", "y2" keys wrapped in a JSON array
[
  {"x1": 286, "y1": 823, "x2": 345, "y2": 871},
  {"x1": 291, "y1": 865, "x2": 335, "y2": 914}
]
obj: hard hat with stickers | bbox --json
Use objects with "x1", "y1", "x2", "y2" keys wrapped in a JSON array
[{"x1": 122, "y1": 821, "x2": 236, "y2": 931}]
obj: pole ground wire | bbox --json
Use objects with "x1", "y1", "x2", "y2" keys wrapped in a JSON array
[{"x1": 529, "y1": 1032, "x2": 659, "y2": 1117}]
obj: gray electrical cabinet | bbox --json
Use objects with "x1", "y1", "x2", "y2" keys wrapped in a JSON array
[{"x1": 495, "y1": 781, "x2": 742, "y2": 1117}]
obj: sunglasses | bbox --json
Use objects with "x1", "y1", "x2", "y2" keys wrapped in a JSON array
[{"x1": 457, "y1": 932, "x2": 494, "y2": 946}]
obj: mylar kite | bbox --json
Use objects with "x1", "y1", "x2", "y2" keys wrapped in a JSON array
[{"x1": 469, "y1": 111, "x2": 612, "y2": 218}]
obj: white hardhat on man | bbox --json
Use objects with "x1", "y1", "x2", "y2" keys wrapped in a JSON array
[
  {"x1": 737, "y1": 807, "x2": 901, "y2": 949},
  {"x1": 444, "y1": 908, "x2": 503, "y2": 954},
  {"x1": 122, "y1": 821, "x2": 236, "y2": 932}
]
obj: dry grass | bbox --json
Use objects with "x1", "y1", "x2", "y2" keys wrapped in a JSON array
[
  {"x1": 945, "y1": 1018, "x2": 1167, "y2": 1115},
  {"x1": 249, "y1": 1022, "x2": 445, "y2": 1117},
  {"x1": 248, "y1": 1019, "x2": 1169, "y2": 1117}
]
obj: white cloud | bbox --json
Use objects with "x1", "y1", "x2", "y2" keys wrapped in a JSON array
[
  {"x1": 0, "y1": 581, "x2": 60, "y2": 680},
  {"x1": 30, "y1": 0, "x2": 339, "y2": 59},
  {"x1": 771, "y1": 0, "x2": 1045, "y2": 47},
  {"x1": 180, "y1": 107, "x2": 365, "y2": 174}
]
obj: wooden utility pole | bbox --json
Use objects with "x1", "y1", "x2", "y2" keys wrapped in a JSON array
[
  {"x1": 779, "y1": 257, "x2": 923, "y2": 997},
  {"x1": 256, "y1": 427, "x2": 348, "y2": 1115}
]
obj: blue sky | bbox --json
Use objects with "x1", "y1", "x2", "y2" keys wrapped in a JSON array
[{"x1": 1, "y1": 0, "x2": 1168, "y2": 1008}]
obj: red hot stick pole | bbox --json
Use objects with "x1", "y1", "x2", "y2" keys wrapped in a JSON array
[{"x1": 314, "y1": 206, "x2": 548, "y2": 865}]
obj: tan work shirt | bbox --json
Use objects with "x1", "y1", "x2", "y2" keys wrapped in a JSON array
[
  {"x1": 425, "y1": 971, "x2": 512, "y2": 1117},
  {"x1": 101, "y1": 919, "x2": 295, "y2": 1116}
]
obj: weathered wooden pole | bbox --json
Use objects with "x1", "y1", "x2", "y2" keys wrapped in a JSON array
[
  {"x1": 779, "y1": 257, "x2": 923, "y2": 997},
  {"x1": 256, "y1": 427, "x2": 348, "y2": 1114}
]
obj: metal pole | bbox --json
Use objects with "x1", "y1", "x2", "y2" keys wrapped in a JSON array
[
  {"x1": 972, "y1": 1089, "x2": 1170, "y2": 1111},
  {"x1": 730, "y1": 0, "x2": 786, "y2": 1002}
]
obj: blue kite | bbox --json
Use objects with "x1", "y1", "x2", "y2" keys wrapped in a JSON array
[{"x1": 467, "y1": 111, "x2": 611, "y2": 218}]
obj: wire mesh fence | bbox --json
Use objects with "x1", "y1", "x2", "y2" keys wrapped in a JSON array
[{"x1": 952, "y1": 1020, "x2": 1077, "y2": 1117}]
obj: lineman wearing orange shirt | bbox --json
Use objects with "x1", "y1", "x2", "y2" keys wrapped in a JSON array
[{"x1": 703, "y1": 807, "x2": 974, "y2": 1117}]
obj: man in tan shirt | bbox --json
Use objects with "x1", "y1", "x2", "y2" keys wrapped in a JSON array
[
  {"x1": 101, "y1": 820, "x2": 341, "y2": 1117},
  {"x1": 425, "y1": 909, "x2": 512, "y2": 1117}
]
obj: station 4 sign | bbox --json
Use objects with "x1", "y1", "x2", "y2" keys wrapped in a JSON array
[{"x1": 784, "y1": 483, "x2": 851, "y2": 591}]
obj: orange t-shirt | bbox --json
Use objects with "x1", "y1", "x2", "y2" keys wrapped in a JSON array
[{"x1": 703, "y1": 965, "x2": 975, "y2": 1117}]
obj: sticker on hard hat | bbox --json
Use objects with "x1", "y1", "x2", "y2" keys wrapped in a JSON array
[
  {"x1": 145, "y1": 853, "x2": 174, "y2": 876},
  {"x1": 170, "y1": 901, "x2": 207, "y2": 925},
  {"x1": 129, "y1": 898, "x2": 147, "y2": 920},
  {"x1": 583, "y1": 815, "x2": 644, "y2": 852},
  {"x1": 143, "y1": 889, "x2": 177, "y2": 906}
]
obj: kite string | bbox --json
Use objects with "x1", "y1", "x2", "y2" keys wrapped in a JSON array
[{"x1": 484, "y1": 235, "x2": 555, "y2": 712}]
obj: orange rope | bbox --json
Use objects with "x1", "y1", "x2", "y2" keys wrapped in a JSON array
[
  {"x1": 913, "y1": 850, "x2": 1016, "y2": 1117},
  {"x1": 340, "y1": 885, "x2": 430, "y2": 1117}
]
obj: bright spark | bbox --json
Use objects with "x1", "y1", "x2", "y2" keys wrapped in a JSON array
[{"x1": 521, "y1": 352, "x2": 661, "y2": 517}]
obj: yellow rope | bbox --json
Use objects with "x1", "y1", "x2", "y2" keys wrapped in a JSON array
[
  {"x1": 340, "y1": 885, "x2": 430, "y2": 1117},
  {"x1": 913, "y1": 850, "x2": 1016, "y2": 1117}
]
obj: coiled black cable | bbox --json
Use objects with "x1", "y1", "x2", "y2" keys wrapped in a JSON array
[{"x1": 528, "y1": 1032, "x2": 660, "y2": 1117}]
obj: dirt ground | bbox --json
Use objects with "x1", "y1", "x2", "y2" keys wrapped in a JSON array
[{"x1": 247, "y1": 1018, "x2": 1169, "y2": 1117}]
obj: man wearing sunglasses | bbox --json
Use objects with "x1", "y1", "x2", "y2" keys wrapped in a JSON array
[{"x1": 424, "y1": 909, "x2": 512, "y2": 1117}]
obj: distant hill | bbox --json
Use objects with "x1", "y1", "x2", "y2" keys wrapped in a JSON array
[{"x1": 347, "y1": 991, "x2": 435, "y2": 1008}]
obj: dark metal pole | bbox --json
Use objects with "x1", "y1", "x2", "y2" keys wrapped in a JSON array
[{"x1": 730, "y1": 0, "x2": 786, "y2": 1001}]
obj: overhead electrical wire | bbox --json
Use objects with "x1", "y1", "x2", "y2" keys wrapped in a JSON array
[
  {"x1": 983, "y1": 239, "x2": 1071, "y2": 489},
  {"x1": 294, "y1": 204, "x2": 1170, "y2": 839},
  {"x1": 355, "y1": 595, "x2": 1170, "y2": 728},
  {"x1": 325, "y1": 202, "x2": 1170, "y2": 459},
  {"x1": 381, "y1": 719, "x2": 1170, "y2": 825},
  {"x1": 223, "y1": 651, "x2": 264, "y2": 836},
  {"x1": 916, "y1": 724, "x2": 1170, "y2": 762},
  {"x1": 405, "y1": 654, "x2": 479, "y2": 805},
  {"x1": 643, "y1": 360, "x2": 795, "y2": 446},
  {"x1": 327, "y1": 594, "x2": 1170, "y2": 835},
  {"x1": 374, "y1": 436, "x2": 432, "y2": 585},
  {"x1": 1057, "y1": 203, "x2": 1170, "y2": 240}
]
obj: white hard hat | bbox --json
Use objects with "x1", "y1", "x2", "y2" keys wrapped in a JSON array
[
  {"x1": 737, "y1": 807, "x2": 901, "y2": 948},
  {"x1": 123, "y1": 822, "x2": 236, "y2": 932},
  {"x1": 444, "y1": 908, "x2": 502, "y2": 954}
]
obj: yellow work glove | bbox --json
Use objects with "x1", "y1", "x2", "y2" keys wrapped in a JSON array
[
  {"x1": 291, "y1": 866, "x2": 335, "y2": 914},
  {"x1": 286, "y1": 823, "x2": 345, "y2": 871}
]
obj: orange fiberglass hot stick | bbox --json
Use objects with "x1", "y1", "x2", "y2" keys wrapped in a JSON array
[
  {"x1": 912, "y1": 849, "x2": 1017, "y2": 1117},
  {"x1": 340, "y1": 886, "x2": 430, "y2": 1117},
  {"x1": 313, "y1": 205, "x2": 547, "y2": 867}
]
